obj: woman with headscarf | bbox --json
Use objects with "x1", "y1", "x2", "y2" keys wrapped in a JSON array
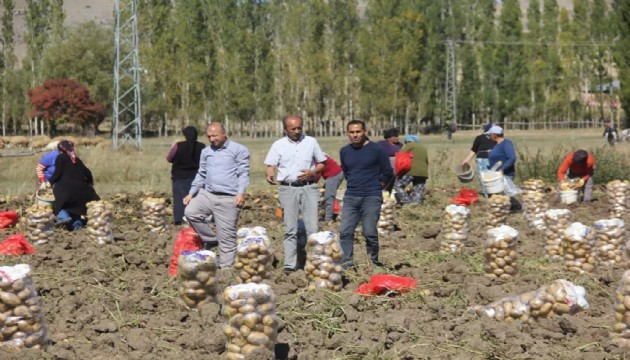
[
  {"x1": 49, "y1": 140, "x2": 100, "y2": 230},
  {"x1": 167, "y1": 126, "x2": 206, "y2": 225},
  {"x1": 393, "y1": 135, "x2": 428, "y2": 205},
  {"x1": 378, "y1": 128, "x2": 403, "y2": 192},
  {"x1": 461, "y1": 123, "x2": 497, "y2": 197}
]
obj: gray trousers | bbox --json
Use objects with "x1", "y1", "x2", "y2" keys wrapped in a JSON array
[
  {"x1": 323, "y1": 172, "x2": 344, "y2": 221},
  {"x1": 184, "y1": 189, "x2": 241, "y2": 268},
  {"x1": 278, "y1": 184, "x2": 320, "y2": 269}
]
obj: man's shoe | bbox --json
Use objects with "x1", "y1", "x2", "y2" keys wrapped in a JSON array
[
  {"x1": 283, "y1": 268, "x2": 296, "y2": 275},
  {"x1": 54, "y1": 217, "x2": 72, "y2": 228}
]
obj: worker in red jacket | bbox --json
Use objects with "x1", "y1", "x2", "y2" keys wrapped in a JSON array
[
  {"x1": 557, "y1": 149, "x2": 596, "y2": 202},
  {"x1": 315, "y1": 154, "x2": 344, "y2": 221}
]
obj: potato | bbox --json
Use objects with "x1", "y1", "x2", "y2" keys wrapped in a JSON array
[
  {"x1": 177, "y1": 251, "x2": 219, "y2": 309},
  {"x1": 377, "y1": 192, "x2": 397, "y2": 235},
  {"x1": 0, "y1": 292, "x2": 21, "y2": 306},
  {"x1": 441, "y1": 205, "x2": 470, "y2": 253},
  {"x1": 485, "y1": 226, "x2": 518, "y2": 279},
  {"x1": 23, "y1": 205, "x2": 55, "y2": 244},
  {"x1": 607, "y1": 180, "x2": 630, "y2": 219},
  {"x1": 142, "y1": 197, "x2": 167, "y2": 232},
  {"x1": 543, "y1": 209, "x2": 573, "y2": 259},
  {"x1": 86, "y1": 201, "x2": 114, "y2": 245},
  {"x1": 485, "y1": 195, "x2": 510, "y2": 231}
]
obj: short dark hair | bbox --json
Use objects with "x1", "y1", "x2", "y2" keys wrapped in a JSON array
[
  {"x1": 573, "y1": 149, "x2": 588, "y2": 163},
  {"x1": 282, "y1": 115, "x2": 303, "y2": 129},
  {"x1": 346, "y1": 119, "x2": 366, "y2": 131},
  {"x1": 383, "y1": 128, "x2": 399, "y2": 139}
]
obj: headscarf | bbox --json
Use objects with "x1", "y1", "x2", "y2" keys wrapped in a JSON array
[
  {"x1": 57, "y1": 140, "x2": 77, "y2": 164},
  {"x1": 404, "y1": 135, "x2": 420, "y2": 143},
  {"x1": 182, "y1": 126, "x2": 199, "y2": 159}
]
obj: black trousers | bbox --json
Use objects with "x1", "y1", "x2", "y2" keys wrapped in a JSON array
[{"x1": 172, "y1": 178, "x2": 194, "y2": 223}]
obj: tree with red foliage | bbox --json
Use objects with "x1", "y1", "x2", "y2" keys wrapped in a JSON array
[{"x1": 28, "y1": 79, "x2": 104, "y2": 135}]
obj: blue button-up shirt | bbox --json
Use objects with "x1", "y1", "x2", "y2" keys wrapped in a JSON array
[{"x1": 189, "y1": 139, "x2": 250, "y2": 196}]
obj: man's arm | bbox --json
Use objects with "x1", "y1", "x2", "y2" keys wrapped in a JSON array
[
  {"x1": 235, "y1": 145, "x2": 250, "y2": 207},
  {"x1": 263, "y1": 143, "x2": 279, "y2": 185},
  {"x1": 379, "y1": 147, "x2": 394, "y2": 187},
  {"x1": 557, "y1": 153, "x2": 572, "y2": 182}
]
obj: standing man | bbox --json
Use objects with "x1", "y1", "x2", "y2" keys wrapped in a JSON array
[
  {"x1": 315, "y1": 154, "x2": 344, "y2": 222},
  {"x1": 339, "y1": 120, "x2": 393, "y2": 270},
  {"x1": 264, "y1": 115, "x2": 327, "y2": 273},
  {"x1": 184, "y1": 122, "x2": 250, "y2": 269}
]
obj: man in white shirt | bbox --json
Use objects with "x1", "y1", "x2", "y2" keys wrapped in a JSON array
[{"x1": 264, "y1": 115, "x2": 326, "y2": 272}]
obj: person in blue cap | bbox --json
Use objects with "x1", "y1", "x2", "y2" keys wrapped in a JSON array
[
  {"x1": 393, "y1": 134, "x2": 428, "y2": 205},
  {"x1": 461, "y1": 122, "x2": 496, "y2": 197}
]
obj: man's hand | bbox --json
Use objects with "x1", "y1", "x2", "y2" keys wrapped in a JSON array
[
  {"x1": 297, "y1": 169, "x2": 314, "y2": 182},
  {"x1": 265, "y1": 166, "x2": 277, "y2": 185},
  {"x1": 183, "y1": 194, "x2": 193, "y2": 205},
  {"x1": 461, "y1": 160, "x2": 469, "y2": 165},
  {"x1": 235, "y1": 193, "x2": 245, "y2": 207}
]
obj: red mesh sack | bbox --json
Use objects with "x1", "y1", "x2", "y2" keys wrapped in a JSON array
[
  {"x1": 0, "y1": 233, "x2": 35, "y2": 256},
  {"x1": 356, "y1": 274, "x2": 417, "y2": 295},
  {"x1": 0, "y1": 211, "x2": 18, "y2": 230},
  {"x1": 394, "y1": 151, "x2": 413, "y2": 176},
  {"x1": 168, "y1": 227, "x2": 202, "y2": 276},
  {"x1": 449, "y1": 187, "x2": 479, "y2": 206}
]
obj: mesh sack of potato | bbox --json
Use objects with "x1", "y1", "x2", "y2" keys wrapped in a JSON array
[
  {"x1": 86, "y1": 200, "x2": 114, "y2": 245},
  {"x1": 594, "y1": 218, "x2": 626, "y2": 266},
  {"x1": 521, "y1": 179, "x2": 549, "y2": 229},
  {"x1": 23, "y1": 204, "x2": 55, "y2": 245},
  {"x1": 177, "y1": 250, "x2": 220, "y2": 309},
  {"x1": 542, "y1": 209, "x2": 573, "y2": 259},
  {"x1": 0, "y1": 264, "x2": 48, "y2": 353},
  {"x1": 440, "y1": 205, "x2": 470, "y2": 253},
  {"x1": 142, "y1": 197, "x2": 166, "y2": 232},
  {"x1": 305, "y1": 231, "x2": 344, "y2": 291},
  {"x1": 485, "y1": 195, "x2": 511, "y2": 230},
  {"x1": 377, "y1": 191, "x2": 396, "y2": 235},
  {"x1": 528, "y1": 279, "x2": 589, "y2": 319},
  {"x1": 473, "y1": 279, "x2": 588, "y2": 322},
  {"x1": 234, "y1": 236, "x2": 273, "y2": 284},
  {"x1": 607, "y1": 180, "x2": 629, "y2": 219},
  {"x1": 222, "y1": 283, "x2": 279, "y2": 360},
  {"x1": 612, "y1": 270, "x2": 630, "y2": 348},
  {"x1": 562, "y1": 222, "x2": 596, "y2": 274},
  {"x1": 484, "y1": 225, "x2": 519, "y2": 279}
]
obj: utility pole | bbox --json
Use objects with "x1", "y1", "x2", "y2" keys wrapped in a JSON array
[
  {"x1": 113, "y1": 0, "x2": 142, "y2": 150},
  {"x1": 444, "y1": 40, "x2": 457, "y2": 128}
]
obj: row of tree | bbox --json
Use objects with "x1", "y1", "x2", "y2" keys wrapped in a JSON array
[{"x1": 0, "y1": 0, "x2": 628, "y2": 138}]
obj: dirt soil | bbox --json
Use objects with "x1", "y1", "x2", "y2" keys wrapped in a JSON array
[{"x1": 0, "y1": 186, "x2": 629, "y2": 359}]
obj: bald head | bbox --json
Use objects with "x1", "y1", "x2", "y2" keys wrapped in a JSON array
[{"x1": 206, "y1": 122, "x2": 227, "y2": 148}]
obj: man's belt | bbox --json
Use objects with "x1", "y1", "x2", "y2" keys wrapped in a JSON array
[
  {"x1": 210, "y1": 191, "x2": 235, "y2": 196},
  {"x1": 279, "y1": 180, "x2": 315, "y2": 187}
]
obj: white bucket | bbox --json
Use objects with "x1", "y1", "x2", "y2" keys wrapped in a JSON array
[
  {"x1": 36, "y1": 189, "x2": 54, "y2": 207},
  {"x1": 560, "y1": 189, "x2": 578, "y2": 205},
  {"x1": 482, "y1": 171, "x2": 505, "y2": 194}
]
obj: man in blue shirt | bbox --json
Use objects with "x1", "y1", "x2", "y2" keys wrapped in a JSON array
[
  {"x1": 184, "y1": 122, "x2": 250, "y2": 268},
  {"x1": 339, "y1": 120, "x2": 394, "y2": 270}
]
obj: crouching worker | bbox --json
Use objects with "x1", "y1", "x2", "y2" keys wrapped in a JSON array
[
  {"x1": 557, "y1": 149, "x2": 596, "y2": 203},
  {"x1": 393, "y1": 135, "x2": 428, "y2": 205},
  {"x1": 49, "y1": 141, "x2": 100, "y2": 230}
]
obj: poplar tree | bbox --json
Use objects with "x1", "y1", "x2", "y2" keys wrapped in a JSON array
[{"x1": 1, "y1": 0, "x2": 15, "y2": 135}]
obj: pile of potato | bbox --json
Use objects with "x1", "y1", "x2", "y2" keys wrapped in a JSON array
[
  {"x1": 305, "y1": 231, "x2": 344, "y2": 291},
  {"x1": 484, "y1": 225, "x2": 519, "y2": 279},
  {"x1": 234, "y1": 236, "x2": 273, "y2": 284},
  {"x1": 612, "y1": 270, "x2": 630, "y2": 348},
  {"x1": 473, "y1": 279, "x2": 589, "y2": 322},
  {"x1": 542, "y1": 209, "x2": 573, "y2": 259},
  {"x1": 521, "y1": 179, "x2": 548, "y2": 230},
  {"x1": 142, "y1": 197, "x2": 167, "y2": 232},
  {"x1": 594, "y1": 218, "x2": 626, "y2": 266},
  {"x1": 563, "y1": 222, "x2": 596, "y2": 274},
  {"x1": 222, "y1": 283, "x2": 279, "y2": 359},
  {"x1": 485, "y1": 195, "x2": 511, "y2": 230},
  {"x1": 177, "y1": 250, "x2": 219, "y2": 309},
  {"x1": 23, "y1": 204, "x2": 55, "y2": 245},
  {"x1": 440, "y1": 205, "x2": 470, "y2": 253},
  {"x1": 0, "y1": 264, "x2": 47, "y2": 353},
  {"x1": 377, "y1": 191, "x2": 396, "y2": 235},
  {"x1": 87, "y1": 200, "x2": 114, "y2": 245},
  {"x1": 607, "y1": 180, "x2": 629, "y2": 219}
]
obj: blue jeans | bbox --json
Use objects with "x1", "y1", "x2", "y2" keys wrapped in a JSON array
[
  {"x1": 57, "y1": 209, "x2": 84, "y2": 231},
  {"x1": 339, "y1": 195, "x2": 382, "y2": 269}
]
